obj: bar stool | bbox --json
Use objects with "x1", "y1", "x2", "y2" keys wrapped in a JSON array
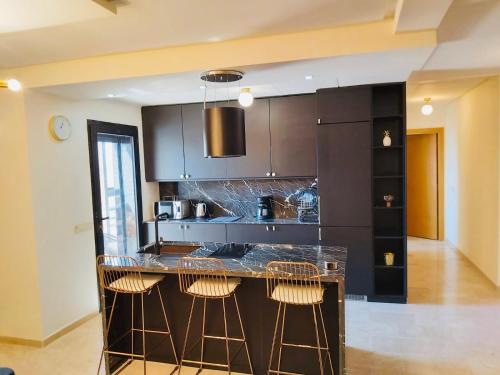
[
  {"x1": 265, "y1": 261, "x2": 334, "y2": 375},
  {"x1": 96, "y1": 255, "x2": 178, "y2": 375},
  {"x1": 177, "y1": 257, "x2": 253, "y2": 374}
]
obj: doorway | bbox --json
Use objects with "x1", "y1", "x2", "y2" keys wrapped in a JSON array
[
  {"x1": 407, "y1": 128, "x2": 444, "y2": 240},
  {"x1": 88, "y1": 120, "x2": 144, "y2": 257}
]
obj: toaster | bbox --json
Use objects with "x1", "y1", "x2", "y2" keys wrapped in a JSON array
[{"x1": 172, "y1": 200, "x2": 190, "y2": 219}]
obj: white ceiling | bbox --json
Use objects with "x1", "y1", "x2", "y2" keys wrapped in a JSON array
[
  {"x1": 38, "y1": 47, "x2": 433, "y2": 106},
  {"x1": 0, "y1": 0, "x2": 114, "y2": 33},
  {"x1": 0, "y1": 0, "x2": 396, "y2": 69}
]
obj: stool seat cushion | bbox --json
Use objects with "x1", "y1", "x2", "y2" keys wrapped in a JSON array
[
  {"x1": 187, "y1": 277, "x2": 241, "y2": 297},
  {"x1": 109, "y1": 274, "x2": 164, "y2": 293},
  {"x1": 271, "y1": 283, "x2": 324, "y2": 305}
]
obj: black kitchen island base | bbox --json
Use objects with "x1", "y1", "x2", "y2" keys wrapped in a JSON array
[{"x1": 103, "y1": 275, "x2": 344, "y2": 375}]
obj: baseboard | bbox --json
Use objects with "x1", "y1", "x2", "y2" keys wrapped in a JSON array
[
  {"x1": 452, "y1": 245, "x2": 499, "y2": 288},
  {"x1": 0, "y1": 311, "x2": 99, "y2": 348}
]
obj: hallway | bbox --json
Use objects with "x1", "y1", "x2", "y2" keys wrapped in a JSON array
[{"x1": 1, "y1": 238, "x2": 500, "y2": 374}]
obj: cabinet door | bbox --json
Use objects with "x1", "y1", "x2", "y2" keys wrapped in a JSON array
[
  {"x1": 270, "y1": 95, "x2": 317, "y2": 177},
  {"x1": 145, "y1": 222, "x2": 185, "y2": 242},
  {"x1": 226, "y1": 99, "x2": 271, "y2": 178},
  {"x1": 227, "y1": 224, "x2": 318, "y2": 245},
  {"x1": 317, "y1": 122, "x2": 372, "y2": 227},
  {"x1": 183, "y1": 224, "x2": 226, "y2": 242},
  {"x1": 182, "y1": 103, "x2": 227, "y2": 179},
  {"x1": 141, "y1": 105, "x2": 185, "y2": 181},
  {"x1": 320, "y1": 226, "x2": 373, "y2": 295},
  {"x1": 317, "y1": 86, "x2": 371, "y2": 124}
]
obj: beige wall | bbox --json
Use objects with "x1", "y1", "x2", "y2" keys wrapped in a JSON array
[
  {"x1": 408, "y1": 78, "x2": 500, "y2": 286},
  {"x1": 0, "y1": 90, "x2": 158, "y2": 341},
  {"x1": 0, "y1": 91, "x2": 43, "y2": 341}
]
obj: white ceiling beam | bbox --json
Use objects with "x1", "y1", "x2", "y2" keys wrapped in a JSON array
[{"x1": 394, "y1": 0, "x2": 454, "y2": 32}]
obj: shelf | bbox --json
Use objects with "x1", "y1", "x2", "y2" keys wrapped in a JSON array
[
  {"x1": 374, "y1": 265, "x2": 405, "y2": 269},
  {"x1": 373, "y1": 145, "x2": 403, "y2": 149},
  {"x1": 374, "y1": 235, "x2": 404, "y2": 239},
  {"x1": 372, "y1": 114, "x2": 403, "y2": 120},
  {"x1": 373, "y1": 175, "x2": 403, "y2": 179}
]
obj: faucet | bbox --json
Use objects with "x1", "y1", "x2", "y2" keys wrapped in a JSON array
[{"x1": 154, "y1": 212, "x2": 169, "y2": 255}]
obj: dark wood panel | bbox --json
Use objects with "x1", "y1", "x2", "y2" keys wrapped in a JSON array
[
  {"x1": 226, "y1": 99, "x2": 271, "y2": 178},
  {"x1": 141, "y1": 105, "x2": 185, "y2": 181},
  {"x1": 317, "y1": 122, "x2": 372, "y2": 227},
  {"x1": 182, "y1": 103, "x2": 227, "y2": 179},
  {"x1": 183, "y1": 223, "x2": 227, "y2": 242},
  {"x1": 227, "y1": 224, "x2": 318, "y2": 245},
  {"x1": 317, "y1": 86, "x2": 371, "y2": 124},
  {"x1": 270, "y1": 95, "x2": 317, "y2": 177},
  {"x1": 320, "y1": 226, "x2": 373, "y2": 295}
]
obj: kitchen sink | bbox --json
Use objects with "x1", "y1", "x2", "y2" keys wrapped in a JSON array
[{"x1": 209, "y1": 243, "x2": 254, "y2": 258}]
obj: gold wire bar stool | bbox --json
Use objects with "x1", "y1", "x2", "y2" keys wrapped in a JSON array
[
  {"x1": 177, "y1": 257, "x2": 253, "y2": 374},
  {"x1": 265, "y1": 261, "x2": 334, "y2": 375},
  {"x1": 96, "y1": 255, "x2": 178, "y2": 375}
]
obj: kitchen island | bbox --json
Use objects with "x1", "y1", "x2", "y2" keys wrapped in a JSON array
[{"x1": 101, "y1": 242, "x2": 346, "y2": 375}]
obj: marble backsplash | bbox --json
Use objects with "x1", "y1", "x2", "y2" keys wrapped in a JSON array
[{"x1": 159, "y1": 178, "x2": 316, "y2": 219}]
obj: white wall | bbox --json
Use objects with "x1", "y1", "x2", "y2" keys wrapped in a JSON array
[
  {"x1": 23, "y1": 90, "x2": 158, "y2": 338},
  {"x1": 0, "y1": 91, "x2": 44, "y2": 341}
]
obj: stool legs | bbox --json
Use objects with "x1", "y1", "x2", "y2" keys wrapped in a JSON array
[
  {"x1": 233, "y1": 294, "x2": 253, "y2": 375},
  {"x1": 157, "y1": 285, "x2": 179, "y2": 367},
  {"x1": 199, "y1": 298, "x2": 207, "y2": 373},
  {"x1": 267, "y1": 303, "x2": 335, "y2": 375},
  {"x1": 178, "y1": 296, "x2": 196, "y2": 374},
  {"x1": 97, "y1": 291, "x2": 118, "y2": 375}
]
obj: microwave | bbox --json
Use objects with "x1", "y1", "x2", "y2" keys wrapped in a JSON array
[{"x1": 154, "y1": 201, "x2": 174, "y2": 219}]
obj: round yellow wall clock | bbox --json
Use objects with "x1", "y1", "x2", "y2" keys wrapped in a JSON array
[{"x1": 49, "y1": 115, "x2": 72, "y2": 141}]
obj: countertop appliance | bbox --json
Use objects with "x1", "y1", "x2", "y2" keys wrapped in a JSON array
[
  {"x1": 154, "y1": 200, "x2": 174, "y2": 219},
  {"x1": 195, "y1": 202, "x2": 207, "y2": 218},
  {"x1": 297, "y1": 185, "x2": 318, "y2": 223},
  {"x1": 256, "y1": 195, "x2": 273, "y2": 220},
  {"x1": 173, "y1": 200, "x2": 190, "y2": 219}
]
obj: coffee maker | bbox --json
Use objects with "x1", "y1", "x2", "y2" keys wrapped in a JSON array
[{"x1": 256, "y1": 196, "x2": 273, "y2": 220}]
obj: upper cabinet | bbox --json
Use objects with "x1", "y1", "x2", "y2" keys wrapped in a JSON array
[
  {"x1": 270, "y1": 95, "x2": 317, "y2": 177},
  {"x1": 317, "y1": 86, "x2": 371, "y2": 124},
  {"x1": 182, "y1": 103, "x2": 227, "y2": 179},
  {"x1": 141, "y1": 94, "x2": 318, "y2": 181},
  {"x1": 142, "y1": 105, "x2": 185, "y2": 181},
  {"x1": 226, "y1": 99, "x2": 271, "y2": 178}
]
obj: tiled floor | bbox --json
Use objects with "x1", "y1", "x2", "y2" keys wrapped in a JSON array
[{"x1": 1, "y1": 237, "x2": 499, "y2": 374}]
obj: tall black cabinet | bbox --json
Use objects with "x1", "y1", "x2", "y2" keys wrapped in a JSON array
[{"x1": 317, "y1": 83, "x2": 407, "y2": 303}]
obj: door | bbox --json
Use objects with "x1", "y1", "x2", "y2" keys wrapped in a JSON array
[
  {"x1": 320, "y1": 227, "x2": 373, "y2": 295},
  {"x1": 226, "y1": 99, "x2": 271, "y2": 178},
  {"x1": 141, "y1": 105, "x2": 185, "y2": 181},
  {"x1": 88, "y1": 120, "x2": 143, "y2": 257},
  {"x1": 317, "y1": 122, "x2": 372, "y2": 226},
  {"x1": 407, "y1": 134, "x2": 438, "y2": 239},
  {"x1": 270, "y1": 95, "x2": 317, "y2": 177},
  {"x1": 182, "y1": 102, "x2": 227, "y2": 179}
]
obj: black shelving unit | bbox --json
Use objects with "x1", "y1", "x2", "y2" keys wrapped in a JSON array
[{"x1": 368, "y1": 83, "x2": 407, "y2": 304}]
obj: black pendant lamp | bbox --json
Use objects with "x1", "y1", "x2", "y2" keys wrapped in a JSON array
[{"x1": 201, "y1": 70, "x2": 246, "y2": 158}]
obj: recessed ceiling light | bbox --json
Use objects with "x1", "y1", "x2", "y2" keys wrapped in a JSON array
[
  {"x1": 421, "y1": 97, "x2": 433, "y2": 116},
  {"x1": 305, "y1": 75, "x2": 313, "y2": 80},
  {"x1": 107, "y1": 94, "x2": 116, "y2": 98}
]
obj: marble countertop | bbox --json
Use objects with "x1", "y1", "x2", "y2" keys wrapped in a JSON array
[
  {"x1": 144, "y1": 217, "x2": 318, "y2": 225},
  {"x1": 116, "y1": 243, "x2": 345, "y2": 282}
]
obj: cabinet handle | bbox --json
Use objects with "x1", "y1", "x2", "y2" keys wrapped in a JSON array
[
  {"x1": 265, "y1": 225, "x2": 269, "y2": 231},
  {"x1": 185, "y1": 174, "x2": 191, "y2": 179},
  {"x1": 266, "y1": 172, "x2": 271, "y2": 177},
  {"x1": 272, "y1": 225, "x2": 276, "y2": 231},
  {"x1": 180, "y1": 174, "x2": 185, "y2": 179},
  {"x1": 271, "y1": 172, "x2": 276, "y2": 177},
  {"x1": 179, "y1": 225, "x2": 184, "y2": 230},
  {"x1": 185, "y1": 225, "x2": 189, "y2": 230},
  {"x1": 319, "y1": 227, "x2": 322, "y2": 241},
  {"x1": 317, "y1": 118, "x2": 321, "y2": 124}
]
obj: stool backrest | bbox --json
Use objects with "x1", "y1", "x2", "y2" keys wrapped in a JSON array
[
  {"x1": 265, "y1": 261, "x2": 323, "y2": 305},
  {"x1": 177, "y1": 257, "x2": 230, "y2": 298},
  {"x1": 96, "y1": 255, "x2": 146, "y2": 294}
]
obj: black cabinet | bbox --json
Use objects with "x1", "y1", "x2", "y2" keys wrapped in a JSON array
[
  {"x1": 182, "y1": 103, "x2": 227, "y2": 179},
  {"x1": 142, "y1": 105, "x2": 185, "y2": 181},
  {"x1": 270, "y1": 95, "x2": 317, "y2": 177},
  {"x1": 317, "y1": 86, "x2": 371, "y2": 124},
  {"x1": 227, "y1": 224, "x2": 318, "y2": 245},
  {"x1": 226, "y1": 99, "x2": 271, "y2": 178},
  {"x1": 320, "y1": 226, "x2": 373, "y2": 295},
  {"x1": 183, "y1": 223, "x2": 226, "y2": 242},
  {"x1": 317, "y1": 122, "x2": 372, "y2": 227}
]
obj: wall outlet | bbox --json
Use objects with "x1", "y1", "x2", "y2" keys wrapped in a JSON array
[{"x1": 74, "y1": 221, "x2": 93, "y2": 234}]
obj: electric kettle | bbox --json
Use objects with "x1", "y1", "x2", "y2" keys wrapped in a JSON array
[{"x1": 195, "y1": 202, "x2": 207, "y2": 218}]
